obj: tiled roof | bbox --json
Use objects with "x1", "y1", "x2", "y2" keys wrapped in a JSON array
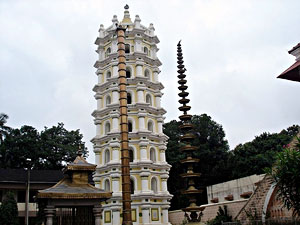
[
  {"x1": 288, "y1": 43, "x2": 300, "y2": 54},
  {"x1": 0, "y1": 169, "x2": 94, "y2": 184},
  {"x1": 278, "y1": 60, "x2": 300, "y2": 82},
  {"x1": 0, "y1": 169, "x2": 63, "y2": 183}
]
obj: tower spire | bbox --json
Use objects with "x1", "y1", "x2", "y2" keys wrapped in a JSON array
[
  {"x1": 177, "y1": 41, "x2": 205, "y2": 223},
  {"x1": 122, "y1": 4, "x2": 132, "y2": 24}
]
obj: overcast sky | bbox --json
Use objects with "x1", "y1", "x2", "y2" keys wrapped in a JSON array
[{"x1": 1, "y1": 0, "x2": 300, "y2": 163}]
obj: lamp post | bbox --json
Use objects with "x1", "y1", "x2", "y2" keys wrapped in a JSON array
[{"x1": 25, "y1": 158, "x2": 31, "y2": 225}]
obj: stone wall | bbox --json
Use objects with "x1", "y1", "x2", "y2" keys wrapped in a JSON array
[
  {"x1": 207, "y1": 174, "x2": 264, "y2": 203},
  {"x1": 235, "y1": 175, "x2": 272, "y2": 223},
  {"x1": 169, "y1": 200, "x2": 247, "y2": 225}
]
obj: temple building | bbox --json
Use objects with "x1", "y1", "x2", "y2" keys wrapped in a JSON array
[
  {"x1": 278, "y1": 42, "x2": 300, "y2": 82},
  {"x1": 92, "y1": 6, "x2": 172, "y2": 225}
]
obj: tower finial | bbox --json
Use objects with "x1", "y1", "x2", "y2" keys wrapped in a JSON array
[
  {"x1": 122, "y1": 4, "x2": 132, "y2": 24},
  {"x1": 77, "y1": 145, "x2": 83, "y2": 157}
]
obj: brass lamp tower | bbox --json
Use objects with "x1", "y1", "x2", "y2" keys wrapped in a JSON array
[{"x1": 177, "y1": 41, "x2": 205, "y2": 223}]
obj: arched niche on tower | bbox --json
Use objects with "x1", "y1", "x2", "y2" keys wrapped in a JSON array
[
  {"x1": 127, "y1": 90, "x2": 135, "y2": 103},
  {"x1": 105, "y1": 47, "x2": 111, "y2": 58},
  {"x1": 129, "y1": 145, "x2": 137, "y2": 162},
  {"x1": 104, "y1": 178, "x2": 111, "y2": 191},
  {"x1": 106, "y1": 70, "x2": 112, "y2": 81},
  {"x1": 151, "y1": 176, "x2": 158, "y2": 193},
  {"x1": 125, "y1": 44, "x2": 130, "y2": 54},
  {"x1": 127, "y1": 92, "x2": 132, "y2": 104},
  {"x1": 126, "y1": 66, "x2": 133, "y2": 78},
  {"x1": 144, "y1": 46, "x2": 149, "y2": 56},
  {"x1": 128, "y1": 117, "x2": 136, "y2": 133},
  {"x1": 147, "y1": 119, "x2": 154, "y2": 132},
  {"x1": 130, "y1": 175, "x2": 138, "y2": 195},
  {"x1": 103, "y1": 148, "x2": 110, "y2": 164},
  {"x1": 104, "y1": 121, "x2": 111, "y2": 134},
  {"x1": 129, "y1": 148, "x2": 134, "y2": 163},
  {"x1": 144, "y1": 69, "x2": 151, "y2": 81},
  {"x1": 150, "y1": 147, "x2": 157, "y2": 162},
  {"x1": 145, "y1": 93, "x2": 152, "y2": 106},
  {"x1": 105, "y1": 94, "x2": 111, "y2": 107}
]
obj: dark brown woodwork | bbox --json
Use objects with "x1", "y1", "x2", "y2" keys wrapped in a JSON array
[{"x1": 117, "y1": 25, "x2": 133, "y2": 225}]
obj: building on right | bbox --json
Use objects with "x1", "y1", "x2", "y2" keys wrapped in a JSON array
[{"x1": 278, "y1": 43, "x2": 300, "y2": 82}]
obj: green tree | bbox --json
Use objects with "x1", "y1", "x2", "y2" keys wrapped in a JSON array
[
  {"x1": 0, "y1": 119, "x2": 86, "y2": 169},
  {"x1": 207, "y1": 205, "x2": 232, "y2": 225},
  {"x1": 164, "y1": 114, "x2": 230, "y2": 210},
  {"x1": 0, "y1": 192, "x2": 19, "y2": 225},
  {"x1": 0, "y1": 113, "x2": 11, "y2": 144},
  {"x1": 229, "y1": 125, "x2": 299, "y2": 179},
  {"x1": 268, "y1": 138, "x2": 300, "y2": 216},
  {"x1": 39, "y1": 123, "x2": 86, "y2": 169}
]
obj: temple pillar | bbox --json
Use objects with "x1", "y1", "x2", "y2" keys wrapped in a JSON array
[
  {"x1": 93, "y1": 205, "x2": 103, "y2": 225},
  {"x1": 138, "y1": 112, "x2": 146, "y2": 131},
  {"x1": 142, "y1": 206, "x2": 150, "y2": 224},
  {"x1": 97, "y1": 69, "x2": 104, "y2": 84},
  {"x1": 136, "y1": 61, "x2": 143, "y2": 77},
  {"x1": 162, "y1": 206, "x2": 169, "y2": 224},
  {"x1": 137, "y1": 86, "x2": 145, "y2": 103},
  {"x1": 45, "y1": 205, "x2": 56, "y2": 225},
  {"x1": 111, "y1": 111, "x2": 120, "y2": 133},
  {"x1": 140, "y1": 171, "x2": 150, "y2": 193},
  {"x1": 112, "y1": 207, "x2": 121, "y2": 225}
]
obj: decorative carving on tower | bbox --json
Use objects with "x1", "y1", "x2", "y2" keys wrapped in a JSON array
[{"x1": 177, "y1": 41, "x2": 205, "y2": 223}]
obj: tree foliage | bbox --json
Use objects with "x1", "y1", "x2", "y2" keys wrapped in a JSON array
[
  {"x1": 164, "y1": 114, "x2": 230, "y2": 210},
  {"x1": 0, "y1": 192, "x2": 19, "y2": 225},
  {"x1": 164, "y1": 113, "x2": 299, "y2": 210},
  {"x1": 268, "y1": 138, "x2": 300, "y2": 216},
  {"x1": 0, "y1": 113, "x2": 86, "y2": 170},
  {"x1": 207, "y1": 206, "x2": 233, "y2": 225},
  {"x1": 228, "y1": 125, "x2": 299, "y2": 179}
]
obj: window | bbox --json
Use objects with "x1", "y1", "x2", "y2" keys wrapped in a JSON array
[
  {"x1": 144, "y1": 47, "x2": 149, "y2": 55},
  {"x1": 104, "y1": 149, "x2": 110, "y2": 163},
  {"x1": 144, "y1": 69, "x2": 150, "y2": 79},
  {"x1": 147, "y1": 121, "x2": 153, "y2": 132},
  {"x1": 125, "y1": 44, "x2": 130, "y2": 54},
  {"x1": 17, "y1": 191, "x2": 26, "y2": 203},
  {"x1": 104, "y1": 179, "x2": 110, "y2": 191},
  {"x1": 129, "y1": 148, "x2": 134, "y2": 162},
  {"x1": 105, "y1": 122, "x2": 111, "y2": 134},
  {"x1": 106, "y1": 96, "x2": 111, "y2": 106},
  {"x1": 126, "y1": 67, "x2": 131, "y2": 78},
  {"x1": 106, "y1": 71, "x2": 111, "y2": 79},
  {"x1": 150, "y1": 148, "x2": 156, "y2": 162},
  {"x1": 146, "y1": 94, "x2": 152, "y2": 106},
  {"x1": 127, "y1": 93, "x2": 132, "y2": 104},
  {"x1": 130, "y1": 179, "x2": 134, "y2": 194},
  {"x1": 105, "y1": 47, "x2": 111, "y2": 57},
  {"x1": 128, "y1": 121, "x2": 133, "y2": 132},
  {"x1": 151, "y1": 177, "x2": 158, "y2": 193}
]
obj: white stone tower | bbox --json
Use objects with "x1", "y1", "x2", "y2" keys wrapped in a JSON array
[{"x1": 92, "y1": 6, "x2": 172, "y2": 225}]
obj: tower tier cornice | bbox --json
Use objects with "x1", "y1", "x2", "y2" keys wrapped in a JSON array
[
  {"x1": 92, "y1": 104, "x2": 167, "y2": 119},
  {"x1": 95, "y1": 163, "x2": 171, "y2": 176},
  {"x1": 91, "y1": 132, "x2": 168, "y2": 144},
  {"x1": 95, "y1": 29, "x2": 159, "y2": 46},
  {"x1": 94, "y1": 52, "x2": 162, "y2": 68},
  {"x1": 93, "y1": 78, "x2": 164, "y2": 93}
]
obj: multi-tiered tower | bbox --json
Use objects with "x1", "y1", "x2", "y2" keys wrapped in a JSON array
[{"x1": 92, "y1": 6, "x2": 172, "y2": 225}]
